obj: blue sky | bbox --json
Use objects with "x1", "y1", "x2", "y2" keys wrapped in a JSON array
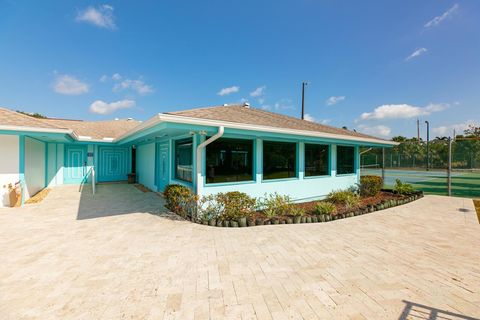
[{"x1": 1, "y1": 1, "x2": 479, "y2": 139}]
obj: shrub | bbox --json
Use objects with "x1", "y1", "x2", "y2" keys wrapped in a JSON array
[
  {"x1": 197, "y1": 194, "x2": 222, "y2": 221},
  {"x1": 258, "y1": 193, "x2": 293, "y2": 218},
  {"x1": 359, "y1": 175, "x2": 383, "y2": 197},
  {"x1": 327, "y1": 189, "x2": 360, "y2": 209},
  {"x1": 289, "y1": 206, "x2": 305, "y2": 216},
  {"x1": 314, "y1": 201, "x2": 337, "y2": 215},
  {"x1": 216, "y1": 191, "x2": 256, "y2": 220},
  {"x1": 163, "y1": 184, "x2": 197, "y2": 218},
  {"x1": 393, "y1": 179, "x2": 414, "y2": 195}
]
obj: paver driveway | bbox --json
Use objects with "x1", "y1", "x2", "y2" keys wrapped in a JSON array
[{"x1": 1, "y1": 184, "x2": 479, "y2": 320}]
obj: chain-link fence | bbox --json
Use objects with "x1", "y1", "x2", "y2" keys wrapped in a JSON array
[{"x1": 360, "y1": 139, "x2": 480, "y2": 198}]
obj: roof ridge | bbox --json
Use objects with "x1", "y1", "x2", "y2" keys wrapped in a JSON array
[
  {"x1": 165, "y1": 104, "x2": 244, "y2": 115},
  {"x1": 248, "y1": 106, "x2": 354, "y2": 133}
]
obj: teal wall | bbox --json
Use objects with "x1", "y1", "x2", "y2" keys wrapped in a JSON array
[
  {"x1": 136, "y1": 142, "x2": 156, "y2": 191},
  {"x1": 198, "y1": 139, "x2": 359, "y2": 202}
]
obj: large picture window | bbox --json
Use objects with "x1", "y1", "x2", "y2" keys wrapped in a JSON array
[
  {"x1": 263, "y1": 141, "x2": 297, "y2": 180},
  {"x1": 337, "y1": 146, "x2": 355, "y2": 175},
  {"x1": 305, "y1": 144, "x2": 329, "y2": 177},
  {"x1": 206, "y1": 138, "x2": 253, "y2": 183},
  {"x1": 175, "y1": 138, "x2": 193, "y2": 182}
]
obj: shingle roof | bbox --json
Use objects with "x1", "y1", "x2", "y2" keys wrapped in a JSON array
[
  {"x1": 42, "y1": 118, "x2": 141, "y2": 140},
  {"x1": 166, "y1": 104, "x2": 386, "y2": 141},
  {"x1": 0, "y1": 107, "x2": 140, "y2": 139},
  {"x1": 0, "y1": 108, "x2": 63, "y2": 130}
]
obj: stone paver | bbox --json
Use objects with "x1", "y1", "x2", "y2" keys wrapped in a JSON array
[{"x1": 1, "y1": 184, "x2": 479, "y2": 319}]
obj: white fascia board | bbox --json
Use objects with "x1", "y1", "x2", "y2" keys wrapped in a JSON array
[
  {"x1": 0, "y1": 125, "x2": 77, "y2": 139},
  {"x1": 113, "y1": 114, "x2": 162, "y2": 142},
  {"x1": 131, "y1": 113, "x2": 398, "y2": 146}
]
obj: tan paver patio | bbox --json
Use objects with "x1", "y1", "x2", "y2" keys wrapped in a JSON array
[{"x1": 0, "y1": 184, "x2": 479, "y2": 319}]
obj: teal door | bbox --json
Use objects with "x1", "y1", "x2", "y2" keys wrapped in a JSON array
[
  {"x1": 98, "y1": 146, "x2": 129, "y2": 182},
  {"x1": 156, "y1": 142, "x2": 170, "y2": 191},
  {"x1": 64, "y1": 145, "x2": 88, "y2": 184}
]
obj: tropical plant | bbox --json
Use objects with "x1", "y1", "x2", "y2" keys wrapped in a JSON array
[
  {"x1": 393, "y1": 179, "x2": 414, "y2": 195},
  {"x1": 359, "y1": 175, "x2": 383, "y2": 197},
  {"x1": 163, "y1": 184, "x2": 198, "y2": 218},
  {"x1": 314, "y1": 201, "x2": 336, "y2": 215},
  {"x1": 215, "y1": 191, "x2": 256, "y2": 220},
  {"x1": 258, "y1": 193, "x2": 293, "y2": 218},
  {"x1": 327, "y1": 189, "x2": 360, "y2": 209},
  {"x1": 197, "y1": 194, "x2": 222, "y2": 221},
  {"x1": 289, "y1": 206, "x2": 305, "y2": 217}
]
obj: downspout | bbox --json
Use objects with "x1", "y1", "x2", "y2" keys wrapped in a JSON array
[{"x1": 195, "y1": 126, "x2": 224, "y2": 195}]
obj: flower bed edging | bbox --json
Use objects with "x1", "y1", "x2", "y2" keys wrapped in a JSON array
[{"x1": 194, "y1": 190, "x2": 424, "y2": 228}]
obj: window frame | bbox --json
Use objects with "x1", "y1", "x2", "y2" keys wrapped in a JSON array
[
  {"x1": 336, "y1": 145, "x2": 356, "y2": 176},
  {"x1": 173, "y1": 137, "x2": 194, "y2": 184},
  {"x1": 204, "y1": 137, "x2": 256, "y2": 185},
  {"x1": 304, "y1": 143, "x2": 331, "y2": 178},
  {"x1": 262, "y1": 140, "x2": 299, "y2": 181}
]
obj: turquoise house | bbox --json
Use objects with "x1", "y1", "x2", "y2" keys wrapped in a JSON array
[{"x1": 0, "y1": 105, "x2": 395, "y2": 207}]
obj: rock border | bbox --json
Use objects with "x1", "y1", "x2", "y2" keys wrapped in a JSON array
[{"x1": 195, "y1": 191, "x2": 424, "y2": 228}]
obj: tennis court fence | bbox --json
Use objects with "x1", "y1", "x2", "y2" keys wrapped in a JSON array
[{"x1": 360, "y1": 140, "x2": 480, "y2": 198}]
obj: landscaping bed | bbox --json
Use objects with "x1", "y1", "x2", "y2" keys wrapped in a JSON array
[
  {"x1": 197, "y1": 190, "x2": 423, "y2": 227},
  {"x1": 163, "y1": 176, "x2": 423, "y2": 228}
]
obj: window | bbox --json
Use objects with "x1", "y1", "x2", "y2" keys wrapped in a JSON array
[
  {"x1": 337, "y1": 146, "x2": 355, "y2": 174},
  {"x1": 175, "y1": 138, "x2": 193, "y2": 182},
  {"x1": 305, "y1": 144, "x2": 329, "y2": 177},
  {"x1": 206, "y1": 138, "x2": 253, "y2": 183},
  {"x1": 263, "y1": 141, "x2": 297, "y2": 180}
]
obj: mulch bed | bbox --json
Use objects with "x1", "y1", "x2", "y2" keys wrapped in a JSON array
[
  {"x1": 473, "y1": 200, "x2": 480, "y2": 223},
  {"x1": 25, "y1": 188, "x2": 51, "y2": 204},
  {"x1": 134, "y1": 184, "x2": 152, "y2": 193},
  {"x1": 196, "y1": 190, "x2": 424, "y2": 227},
  {"x1": 295, "y1": 191, "x2": 406, "y2": 217}
]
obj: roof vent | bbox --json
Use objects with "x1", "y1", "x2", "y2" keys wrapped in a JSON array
[
  {"x1": 223, "y1": 103, "x2": 228, "y2": 107},
  {"x1": 127, "y1": 117, "x2": 133, "y2": 121},
  {"x1": 114, "y1": 118, "x2": 119, "y2": 121},
  {"x1": 243, "y1": 102, "x2": 250, "y2": 108}
]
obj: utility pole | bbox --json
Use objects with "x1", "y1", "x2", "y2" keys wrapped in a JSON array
[
  {"x1": 416, "y1": 118, "x2": 420, "y2": 141},
  {"x1": 301, "y1": 81, "x2": 308, "y2": 120},
  {"x1": 447, "y1": 137, "x2": 452, "y2": 196},
  {"x1": 382, "y1": 147, "x2": 386, "y2": 187},
  {"x1": 425, "y1": 120, "x2": 430, "y2": 171}
]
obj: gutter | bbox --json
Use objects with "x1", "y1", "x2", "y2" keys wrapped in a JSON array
[
  {"x1": 127, "y1": 113, "x2": 398, "y2": 146},
  {"x1": 195, "y1": 126, "x2": 224, "y2": 195},
  {"x1": 0, "y1": 125, "x2": 77, "y2": 140}
]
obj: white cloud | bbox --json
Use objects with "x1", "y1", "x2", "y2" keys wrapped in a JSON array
[
  {"x1": 99, "y1": 75, "x2": 109, "y2": 82},
  {"x1": 304, "y1": 114, "x2": 331, "y2": 125},
  {"x1": 304, "y1": 113, "x2": 315, "y2": 122},
  {"x1": 218, "y1": 86, "x2": 239, "y2": 96},
  {"x1": 250, "y1": 86, "x2": 266, "y2": 97},
  {"x1": 358, "y1": 124, "x2": 392, "y2": 137},
  {"x1": 113, "y1": 78, "x2": 154, "y2": 95},
  {"x1": 432, "y1": 120, "x2": 476, "y2": 136},
  {"x1": 112, "y1": 73, "x2": 122, "y2": 81},
  {"x1": 360, "y1": 103, "x2": 449, "y2": 120},
  {"x1": 76, "y1": 4, "x2": 116, "y2": 30},
  {"x1": 425, "y1": 4, "x2": 459, "y2": 28},
  {"x1": 53, "y1": 74, "x2": 89, "y2": 95},
  {"x1": 89, "y1": 99, "x2": 135, "y2": 114},
  {"x1": 274, "y1": 99, "x2": 294, "y2": 110},
  {"x1": 326, "y1": 96, "x2": 345, "y2": 106},
  {"x1": 406, "y1": 48, "x2": 428, "y2": 61}
]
